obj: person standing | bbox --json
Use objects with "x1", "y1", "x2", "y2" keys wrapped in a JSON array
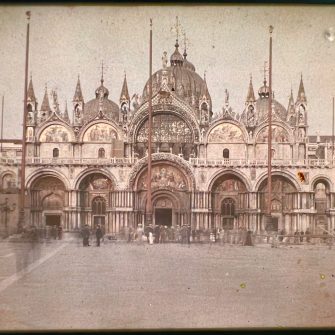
[
  {"x1": 96, "y1": 225, "x2": 103, "y2": 247},
  {"x1": 305, "y1": 228, "x2": 311, "y2": 243},
  {"x1": 82, "y1": 224, "x2": 90, "y2": 247},
  {"x1": 51, "y1": 225, "x2": 57, "y2": 240},
  {"x1": 57, "y1": 225, "x2": 63, "y2": 240}
]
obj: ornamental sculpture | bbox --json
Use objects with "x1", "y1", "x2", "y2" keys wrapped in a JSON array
[
  {"x1": 40, "y1": 125, "x2": 70, "y2": 142},
  {"x1": 208, "y1": 123, "x2": 244, "y2": 143},
  {"x1": 83, "y1": 124, "x2": 118, "y2": 142},
  {"x1": 138, "y1": 165, "x2": 187, "y2": 191}
]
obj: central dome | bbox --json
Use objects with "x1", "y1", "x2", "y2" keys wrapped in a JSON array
[
  {"x1": 142, "y1": 42, "x2": 212, "y2": 112},
  {"x1": 83, "y1": 79, "x2": 119, "y2": 123}
]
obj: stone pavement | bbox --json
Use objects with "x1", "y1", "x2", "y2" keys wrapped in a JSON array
[{"x1": 0, "y1": 237, "x2": 335, "y2": 330}]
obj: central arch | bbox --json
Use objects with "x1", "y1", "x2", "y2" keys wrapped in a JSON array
[
  {"x1": 210, "y1": 171, "x2": 248, "y2": 230},
  {"x1": 78, "y1": 172, "x2": 114, "y2": 229}
]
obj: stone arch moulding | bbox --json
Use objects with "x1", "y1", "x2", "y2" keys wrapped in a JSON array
[
  {"x1": 73, "y1": 167, "x2": 119, "y2": 190},
  {"x1": 253, "y1": 169, "x2": 301, "y2": 192},
  {"x1": 127, "y1": 153, "x2": 196, "y2": 191},
  {"x1": 253, "y1": 120, "x2": 294, "y2": 144},
  {"x1": 129, "y1": 104, "x2": 200, "y2": 144},
  {"x1": 310, "y1": 174, "x2": 334, "y2": 192},
  {"x1": 78, "y1": 120, "x2": 121, "y2": 142},
  {"x1": 26, "y1": 169, "x2": 70, "y2": 190},
  {"x1": 36, "y1": 122, "x2": 76, "y2": 143},
  {"x1": 139, "y1": 189, "x2": 183, "y2": 212},
  {"x1": 207, "y1": 168, "x2": 252, "y2": 193},
  {"x1": 206, "y1": 120, "x2": 248, "y2": 144}
]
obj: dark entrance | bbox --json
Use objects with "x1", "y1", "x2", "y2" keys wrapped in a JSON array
[
  {"x1": 93, "y1": 215, "x2": 105, "y2": 229},
  {"x1": 155, "y1": 208, "x2": 172, "y2": 226},
  {"x1": 46, "y1": 215, "x2": 61, "y2": 227}
]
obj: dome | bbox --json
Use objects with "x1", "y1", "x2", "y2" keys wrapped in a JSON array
[
  {"x1": 258, "y1": 81, "x2": 270, "y2": 98},
  {"x1": 142, "y1": 45, "x2": 211, "y2": 111},
  {"x1": 83, "y1": 80, "x2": 119, "y2": 123},
  {"x1": 95, "y1": 84, "x2": 109, "y2": 99},
  {"x1": 255, "y1": 97, "x2": 287, "y2": 123},
  {"x1": 170, "y1": 41, "x2": 184, "y2": 66}
]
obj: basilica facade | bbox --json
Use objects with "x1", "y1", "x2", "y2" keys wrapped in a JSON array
[{"x1": 1, "y1": 38, "x2": 335, "y2": 236}]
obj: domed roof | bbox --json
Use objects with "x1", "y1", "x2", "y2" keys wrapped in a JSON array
[
  {"x1": 142, "y1": 43, "x2": 211, "y2": 111},
  {"x1": 83, "y1": 79, "x2": 119, "y2": 123},
  {"x1": 239, "y1": 79, "x2": 287, "y2": 126},
  {"x1": 170, "y1": 41, "x2": 184, "y2": 65},
  {"x1": 255, "y1": 97, "x2": 287, "y2": 123}
]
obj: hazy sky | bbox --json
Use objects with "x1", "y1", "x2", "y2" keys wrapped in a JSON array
[{"x1": 0, "y1": 5, "x2": 334, "y2": 138}]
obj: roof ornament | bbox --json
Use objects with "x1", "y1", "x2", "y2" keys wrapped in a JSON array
[
  {"x1": 100, "y1": 60, "x2": 105, "y2": 85},
  {"x1": 224, "y1": 88, "x2": 229, "y2": 107},
  {"x1": 162, "y1": 51, "x2": 168, "y2": 69}
]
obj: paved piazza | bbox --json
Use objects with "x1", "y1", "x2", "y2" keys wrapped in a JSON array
[{"x1": 0, "y1": 235, "x2": 334, "y2": 330}]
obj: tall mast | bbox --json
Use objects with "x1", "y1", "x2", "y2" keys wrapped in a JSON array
[
  {"x1": 267, "y1": 26, "x2": 274, "y2": 222},
  {"x1": 18, "y1": 11, "x2": 31, "y2": 233},
  {"x1": 145, "y1": 19, "x2": 153, "y2": 226}
]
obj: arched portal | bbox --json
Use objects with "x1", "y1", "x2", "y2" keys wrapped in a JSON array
[
  {"x1": 135, "y1": 162, "x2": 190, "y2": 227},
  {"x1": 31, "y1": 176, "x2": 66, "y2": 228},
  {"x1": 78, "y1": 173, "x2": 113, "y2": 229},
  {"x1": 258, "y1": 176, "x2": 297, "y2": 232},
  {"x1": 313, "y1": 180, "x2": 330, "y2": 233},
  {"x1": 211, "y1": 173, "x2": 247, "y2": 230}
]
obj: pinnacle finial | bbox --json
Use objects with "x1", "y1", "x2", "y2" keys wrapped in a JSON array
[
  {"x1": 101, "y1": 60, "x2": 104, "y2": 85},
  {"x1": 269, "y1": 25, "x2": 274, "y2": 34},
  {"x1": 26, "y1": 11, "x2": 31, "y2": 20},
  {"x1": 263, "y1": 61, "x2": 268, "y2": 85}
]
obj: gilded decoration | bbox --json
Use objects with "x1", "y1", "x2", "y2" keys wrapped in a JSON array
[
  {"x1": 208, "y1": 123, "x2": 244, "y2": 143},
  {"x1": 256, "y1": 126, "x2": 289, "y2": 143},
  {"x1": 136, "y1": 114, "x2": 192, "y2": 143},
  {"x1": 214, "y1": 178, "x2": 246, "y2": 192},
  {"x1": 80, "y1": 174, "x2": 113, "y2": 191},
  {"x1": 83, "y1": 124, "x2": 118, "y2": 142},
  {"x1": 40, "y1": 125, "x2": 71, "y2": 142},
  {"x1": 138, "y1": 165, "x2": 187, "y2": 190}
]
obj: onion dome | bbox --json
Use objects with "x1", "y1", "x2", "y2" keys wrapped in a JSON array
[
  {"x1": 142, "y1": 41, "x2": 212, "y2": 113},
  {"x1": 95, "y1": 77, "x2": 109, "y2": 99},
  {"x1": 83, "y1": 77, "x2": 119, "y2": 123},
  {"x1": 170, "y1": 40, "x2": 184, "y2": 66},
  {"x1": 258, "y1": 78, "x2": 270, "y2": 98}
]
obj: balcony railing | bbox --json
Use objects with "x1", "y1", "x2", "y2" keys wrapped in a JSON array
[
  {"x1": 0, "y1": 156, "x2": 333, "y2": 168},
  {"x1": 189, "y1": 158, "x2": 333, "y2": 168}
]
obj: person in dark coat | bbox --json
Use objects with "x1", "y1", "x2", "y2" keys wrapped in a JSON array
[
  {"x1": 243, "y1": 230, "x2": 253, "y2": 246},
  {"x1": 305, "y1": 228, "x2": 311, "y2": 243},
  {"x1": 51, "y1": 225, "x2": 57, "y2": 240},
  {"x1": 82, "y1": 224, "x2": 90, "y2": 246},
  {"x1": 96, "y1": 225, "x2": 103, "y2": 247},
  {"x1": 57, "y1": 225, "x2": 63, "y2": 240},
  {"x1": 300, "y1": 230, "x2": 304, "y2": 243},
  {"x1": 154, "y1": 225, "x2": 160, "y2": 244}
]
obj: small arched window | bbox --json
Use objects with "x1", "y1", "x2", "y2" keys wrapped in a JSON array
[
  {"x1": 27, "y1": 104, "x2": 33, "y2": 113},
  {"x1": 223, "y1": 148, "x2": 229, "y2": 159},
  {"x1": 98, "y1": 148, "x2": 105, "y2": 159},
  {"x1": 53, "y1": 148, "x2": 59, "y2": 158}
]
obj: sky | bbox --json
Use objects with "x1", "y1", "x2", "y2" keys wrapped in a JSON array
[{"x1": 0, "y1": 5, "x2": 334, "y2": 138}]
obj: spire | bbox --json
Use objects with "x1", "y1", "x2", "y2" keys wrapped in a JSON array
[
  {"x1": 288, "y1": 88, "x2": 294, "y2": 109},
  {"x1": 246, "y1": 74, "x2": 256, "y2": 103},
  {"x1": 63, "y1": 100, "x2": 70, "y2": 122},
  {"x1": 296, "y1": 73, "x2": 307, "y2": 103},
  {"x1": 40, "y1": 84, "x2": 51, "y2": 112},
  {"x1": 120, "y1": 72, "x2": 130, "y2": 102},
  {"x1": 73, "y1": 75, "x2": 84, "y2": 102},
  {"x1": 170, "y1": 16, "x2": 183, "y2": 66},
  {"x1": 100, "y1": 60, "x2": 104, "y2": 85},
  {"x1": 27, "y1": 74, "x2": 36, "y2": 102},
  {"x1": 201, "y1": 71, "x2": 210, "y2": 99}
]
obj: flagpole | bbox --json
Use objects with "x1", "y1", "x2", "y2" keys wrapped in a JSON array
[
  {"x1": 18, "y1": 11, "x2": 31, "y2": 233},
  {"x1": 332, "y1": 96, "x2": 334, "y2": 163},
  {"x1": 1, "y1": 95, "x2": 4, "y2": 153},
  {"x1": 266, "y1": 25, "x2": 273, "y2": 228},
  {"x1": 145, "y1": 19, "x2": 153, "y2": 227}
]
